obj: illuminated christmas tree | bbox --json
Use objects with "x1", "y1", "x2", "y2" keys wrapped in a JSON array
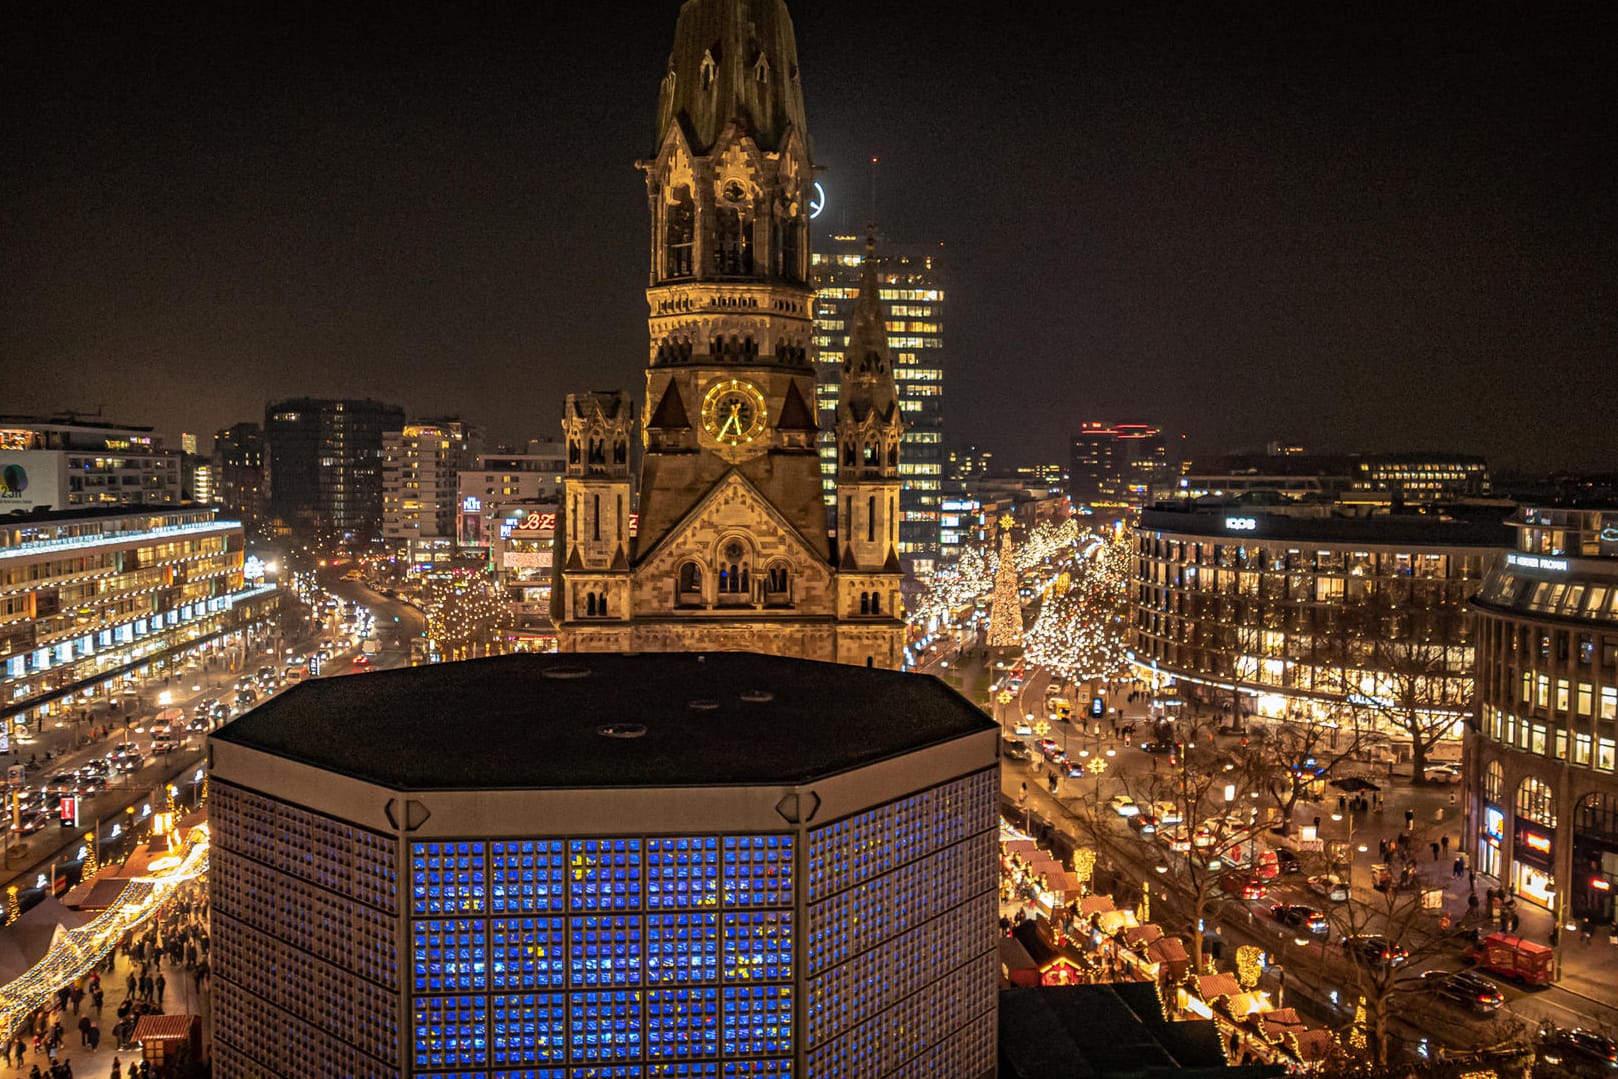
[{"x1": 987, "y1": 516, "x2": 1023, "y2": 649}]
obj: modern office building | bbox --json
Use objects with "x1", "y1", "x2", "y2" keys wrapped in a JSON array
[
  {"x1": 456, "y1": 441, "x2": 569, "y2": 555},
  {"x1": 264, "y1": 398, "x2": 404, "y2": 545},
  {"x1": 1130, "y1": 500, "x2": 1508, "y2": 733},
  {"x1": 812, "y1": 234, "x2": 946, "y2": 575},
  {"x1": 0, "y1": 417, "x2": 183, "y2": 512},
  {"x1": 1467, "y1": 503, "x2": 1618, "y2": 919},
  {"x1": 213, "y1": 422, "x2": 267, "y2": 537},
  {"x1": 209, "y1": 651, "x2": 999, "y2": 1078},
  {"x1": 0, "y1": 505, "x2": 279, "y2": 741},
  {"x1": 1158, "y1": 452, "x2": 1493, "y2": 506},
  {"x1": 1068, "y1": 423, "x2": 1171, "y2": 509},
  {"x1": 382, "y1": 420, "x2": 485, "y2": 562}
]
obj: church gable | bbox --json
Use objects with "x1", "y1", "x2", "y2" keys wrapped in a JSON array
[{"x1": 633, "y1": 471, "x2": 834, "y2": 611}]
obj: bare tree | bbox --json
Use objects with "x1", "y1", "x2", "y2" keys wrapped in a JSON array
[
  {"x1": 1243, "y1": 715, "x2": 1369, "y2": 835},
  {"x1": 1321, "y1": 593, "x2": 1473, "y2": 784}
]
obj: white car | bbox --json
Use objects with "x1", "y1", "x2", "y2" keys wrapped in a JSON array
[
  {"x1": 1423, "y1": 764, "x2": 1463, "y2": 784},
  {"x1": 1013, "y1": 721, "x2": 1033, "y2": 736},
  {"x1": 1308, "y1": 874, "x2": 1350, "y2": 903},
  {"x1": 1110, "y1": 795, "x2": 1139, "y2": 817}
]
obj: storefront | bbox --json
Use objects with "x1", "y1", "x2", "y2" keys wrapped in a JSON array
[
  {"x1": 1573, "y1": 794, "x2": 1618, "y2": 924},
  {"x1": 1512, "y1": 819, "x2": 1557, "y2": 908}
]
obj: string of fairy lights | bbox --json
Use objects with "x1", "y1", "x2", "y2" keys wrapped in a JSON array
[
  {"x1": 420, "y1": 572, "x2": 514, "y2": 655},
  {"x1": 1021, "y1": 526, "x2": 1135, "y2": 685},
  {"x1": 911, "y1": 517, "x2": 1095, "y2": 632}
]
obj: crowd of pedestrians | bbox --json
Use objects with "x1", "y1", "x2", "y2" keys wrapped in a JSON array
[{"x1": 1, "y1": 880, "x2": 209, "y2": 1078}]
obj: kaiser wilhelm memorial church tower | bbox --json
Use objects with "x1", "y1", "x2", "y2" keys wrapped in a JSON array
[{"x1": 555, "y1": 0, "x2": 906, "y2": 668}]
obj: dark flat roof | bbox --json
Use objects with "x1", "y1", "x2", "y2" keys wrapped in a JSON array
[
  {"x1": 210, "y1": 652, "x2": 994, "y2": 791},
  {"x1": 1138, "y1": 506, "x2": 1511, "y2": 548}
]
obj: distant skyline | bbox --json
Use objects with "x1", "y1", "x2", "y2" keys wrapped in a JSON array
[{"x1": 5, "y1": 3, "x2": 1616, "y2": 470}]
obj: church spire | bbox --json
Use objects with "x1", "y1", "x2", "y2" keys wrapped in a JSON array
[
  {"x1": 839, "y1": 227, "x2": 901, "y2": 429},
  {"x1": 655, "y1": 0, "x2": 809, "y2": 156}
]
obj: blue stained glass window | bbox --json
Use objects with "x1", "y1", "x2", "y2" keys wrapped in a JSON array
[
  {"x1": 721, "y1": 836, "x2": 792, "y2": 908},
  {"x1": 568, "y1": 839, "x2": 643, "y2": 911},
  {"x1": 722, "y1": 911, "x2": 792, "y2": 982},
  {"x1": 491, "y1": 992, "x2": 567, "y2": 1066},
  {"x1": 568, "y1": 990, "x2": 643, "y2": 1062},
  {"x1": 493, "y1": 840, "x2": 567, "y2": 913},
  {"x1": 413, "y1": 919, "x2": 488, "y2": 992},
  {"x1": 650, "y1": 1066, "x2": 721, "y2": 1078},
  {"x1": 492, "y1": 1072, "x2": 567, "y2": 1079},
  {"x1": 568, "y1": 1068, "x2": 644, "y2": 1079},
  {"x1": 646, "y1": 836, "x2": 720, "y2": 910},
  {"x1": 492, "y1": 917, "x2": 566, "y2": 991},
  {"x1": 645, "y1": 912, "x2": 719, "y2": 985},
  {"x1": 414, "y1": 995, "x2": 489, "y2": 1068},
  {"x1": 569, "y1": 916, "x2": 643, "y2": 987},
  {"x1": 413, "y1": 841, "x2": 488, "y2": 916},
  {"x1": 722, "y1": 985, "x2": 792, "y2": 1056},
  {"x1": 722, "y1": 1062, "x2": 791, "y2": 1078},
  {"x1": 646, "y1": 987, "x2": 719, "y2": 1060}
]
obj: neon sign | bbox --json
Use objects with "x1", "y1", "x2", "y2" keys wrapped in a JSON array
[
  {"x1": 461, "y1": 496, "x2": 482, "y2": 512},
  {"x1": 1506, "y1": 552, "x2": 1569, "y2": 572},
  {"x1": 1484, "y1": 806, "x2": 1503, "y2": 844},
  {"x1": 810, "y1": 181, "x2": 826, "y2": 220},
  {"x1": 1225, "y1": 517, "x2": 1257, "y2": 532},
  {"x1": 1523, "y1": 831, "x2": 1551, "y2": 854}
]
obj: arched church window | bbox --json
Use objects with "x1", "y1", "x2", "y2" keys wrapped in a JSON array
[
  {"x1": 766, "y1": 563, "x2": 789, "y2": 595},
  {"x1": 870, "y1": 591, "x2": 881, "y2": 615},
  {"x1": 614, "y1": 440, "x2": 627, "y2": 464},
  {"x1": 716, "y1": 204, "x2": 752, "y2": 275},
  {"x1": 700, "y1": 50, "x2": 717, "y2": 91},
  {"x1": 867, "y1": 495, "x2": 876, "y2": 543},
  {"x1": 679, "y1": 562, "x2": 703, "y2": 599},
  {"x1": 843, "y1": 442, "x2": 855, "y2": 467},
  {"x1": 781, "y1": 218, "x2": 802, "y2": 283},
  {"x1": 887, "y1": 442, "x2": 898, "y2": 467},
  {"x1": 598, "y1": 593, "x2": 608, "y2": 617},
  {"x1": 666, "y1": 187, "x2": 695, "y2": 278},
  {"x1": 568, "y1": 439, "x2": 580, "y2": 464},
  {"x1": 859, "y1": 591, "x2": 870, "y2": 615},
  {"x1": 585, "y1": 592, "x2": 597, "y2": 617},
  {"x1": 863, "y1": 441, "x2": 878, "y2": 466}
]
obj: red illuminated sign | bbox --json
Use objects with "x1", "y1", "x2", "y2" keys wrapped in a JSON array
[
  {"x1": 58, "y1": 796, "x2": 77, "y2": 826},
  {"x1": 1593, "y1": 878, "x2": 1612, "y2": 892},
  {"x1": 1524, "y1": 832, "x2": 1552, "y2": 854}
]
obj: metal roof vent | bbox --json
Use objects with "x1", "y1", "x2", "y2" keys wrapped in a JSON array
[
  {"x1": 543, "y1": 665, "x2": 593, "y2": 680},
  {"x1": 597, "y1": 723, "x2": 647, "y2": 739},
  {"x1": 739, "y1": 689, "x2": 774, "y2": 703},
  {"x1": 688, "y1": 698, "x2": 720, "y2": 711}
]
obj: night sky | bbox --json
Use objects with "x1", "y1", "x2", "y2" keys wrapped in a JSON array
[{"x1": 5, "y1": 2, "x2": 1616, "y2": 470}]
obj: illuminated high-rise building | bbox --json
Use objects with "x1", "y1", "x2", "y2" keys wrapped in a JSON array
[{"x1": 812, "y1": 234, "x2": 946, "y2": 577}]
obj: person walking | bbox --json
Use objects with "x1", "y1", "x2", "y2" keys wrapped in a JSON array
[
  {"x1": 109, "y1": 1060, "x2": 120, "y2": 1079},
  {"x1": 153, "y1": 973, "x2": 164, "y2": 1006},
  {"x1": 1430, "y1": 841, "x2": 1441, "y2": 862}
]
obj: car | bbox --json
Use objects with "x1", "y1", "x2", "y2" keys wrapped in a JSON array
[
  {"x1": 1129, "y1": 813, "x2": 1161, "y2": 835},
  {"x1": 78, "y1": 759, "x2": 111, "y2": 782},
  {"x1": 1151, "y1": 801, "x2": 1185, "y2": 826},
  {"x1": 44, "y1": 772, "x2": 89, "y2": 797},
  {"x1": 107, "y1": 743, "x2": 144, "y2": 773},
  {"x1": 1220, "y1": 871, "x2": 1267, "y2": 900},
  {"x1": 1307, "y1": 874, "x2": 1350, "y2": 903},
  {"x1": 193, "y1": 697, "x2": 219, "y2": 717},
  {"x1": 1423, "y1": 764, "x2": 1463, "y2": 784},
  {"x1": 1061, "y1": 760, "x2": 1086, "y2": 779},
  {"x1": 1139, "y1": 741, "x2": 1174, "y2": 754},
  {"x1": 1035, "y1": 738, "x2": 1059, "y2": 756},
  {"x1": 151, "y1": 734, "x2": 181, "y2": 755},
  {"x1": 352, "y1": 654, "x2": 370, "y2": 668},
  {"x1": 1161, "y1": 828, "x2": 1191, "y2": 853},
  {"x1": 1001, "y1": 739, "x2": 1033, "y2": 762},
  {"x1": 1012, "y1": 721, "x2": 1033, "y2": 736},
  {"x1": 1274, "y1": 848, "x2": 1302, "y2": 875},
  {"x1": 14, "y1": 810, "x2": 51, "y2": 835},
  {"x1": 1343, "y1": 935, "x2": 1408, "y2": 967},
  {"x1": 1540, "y1": 1027, "x2": 1618, "y2": 1071},
  {"x1": 73, "y1": 768, "x2": 107, "y2": 794},
  {"x1": 1110, "y1": 795, "x2": 1140, "y2": 817},
  {"x1": 1271, "y1": 904, "x2": 1329, "y2": 935},
  {"x1": 234, "y1": 689, "x2": 258, "y2": 707},
  {"x1": 1421, "y1": 969, "x2": 1504, "y2": 1013}
]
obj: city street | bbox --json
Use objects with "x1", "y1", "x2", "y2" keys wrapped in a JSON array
[{"x1": 919, "y1": 628, "x2": 1618, "y2": 1057}]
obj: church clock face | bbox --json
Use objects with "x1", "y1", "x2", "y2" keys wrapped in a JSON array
[{"x1": 702, "y1": 379, "x2": 768, "y2": 445}]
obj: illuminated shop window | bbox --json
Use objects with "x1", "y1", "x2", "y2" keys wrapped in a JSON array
[
  {"x1": 646, "y1": 912, "x2": 721, "y2": 984},
  {"x1": 569, "y1": 915, "x2": 644, "y2": 986},
  {"x1": 413, "y1": 918, "x2": 488, "y2": 992},
  {"x1": 723, "y1": 911, "x2": 792, "y2": 982},
  {"x1": 490, "y1": 992, "x2": 567, "y2": 1066},
  {"x1": 414, "y1": 995, "x2": 489, "y2": 1068},
  {"x1": 569, "y1": 839, "x2": 643, "y2": 911},
  {"x1": 721, "y1": 835, "x2": 793, "y2": 907},
  {"x1": 647, "y1": 836, "x2": 721, "y2": 909},
  {"x1": 647, "y1": 987, "x2": 720, "y2": 1059},
  {"x1": 491, "y1": 917, "x2": 566, "y2": 990},
  {"x1": 722, "y1": 985, "x2": 793, "y2": 1056},
  {"x1": 492, "y1": 840, "x2": 567, "y2": 913},
  {"x1": 413, "y1": 841, "x2": 488, "y2": 916},
  {"x1": 568, "y1": 989, "x2": 643, "y2": 1063}
]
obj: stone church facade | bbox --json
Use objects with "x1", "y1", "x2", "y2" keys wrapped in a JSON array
[{"x1": 554, "y1": 0, "x2": 905, "y2": 668}]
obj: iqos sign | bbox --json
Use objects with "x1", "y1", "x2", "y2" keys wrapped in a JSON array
[{"x1": 1225, "y1": 517, "x2": 1258, "y2": 532}]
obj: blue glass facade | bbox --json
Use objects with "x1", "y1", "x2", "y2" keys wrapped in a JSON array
[{"x1": 410, "y1": 835, "x2": 795, "y2": 1077}]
